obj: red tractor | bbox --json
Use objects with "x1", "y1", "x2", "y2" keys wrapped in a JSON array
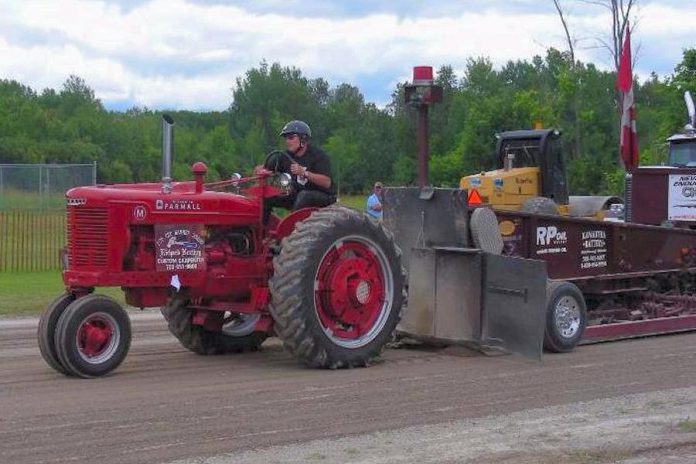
[{"x1": 38, "y1": 115, "x2": 406, "y2": 378}]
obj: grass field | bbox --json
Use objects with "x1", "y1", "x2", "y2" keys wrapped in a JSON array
[
  {"x1": 336, "y1": 194, "x2": 368, "y2": 211},
  {"x1": 0, "y1": 271, "x2": 126, "y2": 317},
  {"x1": 0, "y1": 189, "x2": 65, "y2": 211}
]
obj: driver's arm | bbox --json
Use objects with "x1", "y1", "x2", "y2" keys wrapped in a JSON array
[
  {"x1": 290, "y1": 163, "x2": 332, "y2": 190},
  {"x1": 306, "y1": 171, "x2": 331, "y2": 190}
]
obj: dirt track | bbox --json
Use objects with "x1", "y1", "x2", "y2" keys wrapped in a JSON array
[{"x1": 1, "y1": 311, "x2": 695, "y2": 464}]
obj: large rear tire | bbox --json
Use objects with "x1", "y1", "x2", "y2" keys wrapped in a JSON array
[
  {"x1": 544, "y1": 281, "x2": 587, "y2": 353},
  {"x1": 269, "y1": 206, "x2": 406, "y2": 368},
  {"x1": 161, "y1": 298, "x2": 267, "y2": 355},
  {"x1": 54, "y1": 294, "x2": 131, "y2": 378},
  {"x1": 38, "y1": 292, "x2": 76, "y2": 375}
]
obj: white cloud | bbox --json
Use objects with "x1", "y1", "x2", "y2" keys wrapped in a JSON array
[
  {"x1": 0, "y1": 0, "x2": 693, "y2": 110},
  {"x1": 131, "y1": 74, "x2": 234, "y2": 109}
]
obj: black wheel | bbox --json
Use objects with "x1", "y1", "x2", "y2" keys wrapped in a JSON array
[
  {"x1": 544, "y1": 281, "x2": 587, "y2": 353},
  {"x1": 54, "y1": 294, "x2": 131, "y2": 378},
  {"x1": 521, "y1": 197, "x2": 560, "y2": 215},
  {"x1": 269, "y1": 206, "x2": 406, "y2": 368},
  {"x1": 37, "y1": 292, "x2": 76, "y2": 375},
  {"x1": 161, "y1": 298, "x2": 267, "y2": 355}
]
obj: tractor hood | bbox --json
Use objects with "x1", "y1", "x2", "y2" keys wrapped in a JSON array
[{"x1": 65, "y1": 181, "x2": 260, "y2": 224}]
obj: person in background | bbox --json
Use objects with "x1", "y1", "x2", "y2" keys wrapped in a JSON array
[{"x1": 366, "y1": 182, "x2": 383, "y2": 220}]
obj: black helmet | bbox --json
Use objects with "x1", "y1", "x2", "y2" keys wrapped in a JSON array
[{"x1": 279, "y1": 120, "x2": 311, "y2": 138}]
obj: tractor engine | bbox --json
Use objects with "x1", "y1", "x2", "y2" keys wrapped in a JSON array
[{"x1": 63, "y1": 172, "x2": 272, "y2": 311}]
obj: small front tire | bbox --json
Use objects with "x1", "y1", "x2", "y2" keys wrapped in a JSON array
[
  {"x1": 54, "y1": 294, "x2": 131, "y2": 378},
  {"x1": 38, "y1": 292, "x2": 76, "y2": 375}
]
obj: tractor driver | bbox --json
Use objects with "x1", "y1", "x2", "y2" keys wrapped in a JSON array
[{"x1": 255, "y1": 120, "x2": 336, "y2": 223}]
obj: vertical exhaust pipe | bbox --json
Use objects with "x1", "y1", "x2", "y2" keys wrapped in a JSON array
[
  {"x1": 161, "y1": 114, "x2": 174, "y2": 194},
  {"x1": 685, "y1": 91, "x2": 695, "y2": 129}
]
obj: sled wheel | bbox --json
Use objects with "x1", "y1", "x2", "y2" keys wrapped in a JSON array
[
  {"x1": 54, "y1": 294, "x2": 131, "y2": 378},
  {"x1": 544, "y1": 281, "x2": 587, "y2": 353}
]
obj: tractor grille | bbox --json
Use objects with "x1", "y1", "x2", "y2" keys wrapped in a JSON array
[{"x1": 67, "y1": 207, "x2": 109, "y2": 269}]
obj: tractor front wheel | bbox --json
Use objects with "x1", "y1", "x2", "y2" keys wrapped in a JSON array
[
  {"x1": 54, "y1": 294, "x2": 131, "y2": 378},
  {"x1": 161, "y1": 298, "x2": 267, "y2": 355},
  {"x1": 270, "y1": 206, "x2": 406, "y2": 368},
  {"x1": 38, "y1": 292, "x2": 76, "y2": 375}
]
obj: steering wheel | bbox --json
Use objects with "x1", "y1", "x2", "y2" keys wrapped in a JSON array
[{"x1": 263, "y1": 150, "x2": 295, "y2": 173}]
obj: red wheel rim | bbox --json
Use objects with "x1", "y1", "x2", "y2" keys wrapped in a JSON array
[
  {"x1": 76, "y1": 312, "x2": 120, "y2": 364},
  {"x1": 314, "y1": 235, "x2": 393, "y2": 348}
]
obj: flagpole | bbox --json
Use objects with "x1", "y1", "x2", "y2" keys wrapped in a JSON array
[{"x1": 617, "y1": 21, "x2": 637, "y2": 222}]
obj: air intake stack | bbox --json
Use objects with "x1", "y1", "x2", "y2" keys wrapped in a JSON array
[{"x1": 161, "y1": 114, "x2": 174, "y2": 194}]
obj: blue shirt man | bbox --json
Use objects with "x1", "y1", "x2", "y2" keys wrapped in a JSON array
[{"x1": 366, "y1": 182, "x2": 383, "y2": 219}]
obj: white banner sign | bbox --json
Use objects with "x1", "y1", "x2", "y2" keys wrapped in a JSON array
[{"x1": 668, "y1": 174, "x2": 696, "y2": 221}]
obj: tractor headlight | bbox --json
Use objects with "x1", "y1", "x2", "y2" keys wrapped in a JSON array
[
  {"x1": 279, "y1": 172, "x2": 292, "y2": 188},
  {"x1": 230, "y1": 173, "x2": 242, "y2": 187}
]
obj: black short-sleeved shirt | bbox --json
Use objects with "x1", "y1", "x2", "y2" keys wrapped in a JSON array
[{"x1": 275, "y1": 145, "x2": 335, "y2": 195}]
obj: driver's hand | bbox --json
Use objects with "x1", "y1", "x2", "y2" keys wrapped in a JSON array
[
  {"x1": 253, "y1": 165, "x2": 270, "y2": 176},
  {"x1": 290, "y1": 163, "x2": 306, "y2": 176}
]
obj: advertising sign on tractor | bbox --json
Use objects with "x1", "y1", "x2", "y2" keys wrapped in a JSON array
[{"x1": 155, "y1": 224, "x2": 206, "y2": 272}]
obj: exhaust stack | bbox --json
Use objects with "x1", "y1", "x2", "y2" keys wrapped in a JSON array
[
  {"x1": 161, "y1": 114, "x2": 174, "y2": 194},
  {"x1": 685, "y1": 91, "x2": 695, "y2": 131}
]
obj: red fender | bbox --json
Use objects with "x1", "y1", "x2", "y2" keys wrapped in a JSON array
[
  {"x1": 275, "y1": 208, "x2": 319, "y2": 241},
  {"x1": 274, "y1": 208, "x2": 318, "y2": 242}
]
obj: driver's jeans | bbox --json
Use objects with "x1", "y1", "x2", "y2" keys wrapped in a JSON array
[{"x1": 263, "y1": 189, "x2": 336, "y2": 224}]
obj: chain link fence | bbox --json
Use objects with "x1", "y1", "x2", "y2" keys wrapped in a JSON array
[
  {"x1": 0, "y1": 163, "x2": 96, "y2": 271},
  {"x1": 0, "y1": 163, "x2": 96, "y2": 211}
]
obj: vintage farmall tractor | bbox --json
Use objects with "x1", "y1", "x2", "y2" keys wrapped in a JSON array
[{"x1": 38, "y1": 115, "x2": 406, "y2": 378}]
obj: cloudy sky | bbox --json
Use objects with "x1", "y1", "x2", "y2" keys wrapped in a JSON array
[{"x1": 1, "y1": 0, "x2": 693, "y2": 111}]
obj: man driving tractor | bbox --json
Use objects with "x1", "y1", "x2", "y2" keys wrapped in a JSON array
[{"x1": 255, "y1": 120, "x2": 336, "y2": 222}]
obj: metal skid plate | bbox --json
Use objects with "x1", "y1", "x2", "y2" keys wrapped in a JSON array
[
  {"x1": 481, "y1": 254, "x2": 547, "y2": 360},
  {"x1": 400, "y1": 247, "x2": 481, "y2": 342},
  {"x1": 401, "y1": 248, "x2": 547, "y2": 361}
]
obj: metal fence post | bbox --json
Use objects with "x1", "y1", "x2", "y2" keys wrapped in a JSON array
[
  {"x1": 45, "y1": 166, "x2": 51, "y2": 211},
  {"x1": 39, "y1": 166, "x2": 44, "y2": 211}
]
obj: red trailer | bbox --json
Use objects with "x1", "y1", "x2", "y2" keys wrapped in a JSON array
[{"x1": 496, "y1": 210, "x2": 696, "y2": 345}]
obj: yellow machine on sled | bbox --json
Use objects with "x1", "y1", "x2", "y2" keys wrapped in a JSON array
[{"x1": 460, "y1": 129, "x2": 621, "y2": 218}]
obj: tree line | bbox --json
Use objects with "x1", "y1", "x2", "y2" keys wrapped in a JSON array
[{"x1": 0, "y1": 49, "x2": 694, "y2": 196}]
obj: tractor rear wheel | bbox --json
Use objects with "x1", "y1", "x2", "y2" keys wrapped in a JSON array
[
  {"x1": 54, "y1": 294, "x2": 131, "y2": 378},
  {"x1": 543, "y1": 281, "x2": 587, "y2": 353},
  {"x1": 161, "y1": 298, "x2": 267, "y2": 355},
  {"x1": 38, "y1": 292, "x2": 76, "y2": 375},
  {"x1": 269, "y1": 206, "x2": 406, "y2": 368}
]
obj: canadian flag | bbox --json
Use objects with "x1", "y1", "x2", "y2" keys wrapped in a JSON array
[{"x1": 617, "y1": 24, "x2": 639, "y2": 172}]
